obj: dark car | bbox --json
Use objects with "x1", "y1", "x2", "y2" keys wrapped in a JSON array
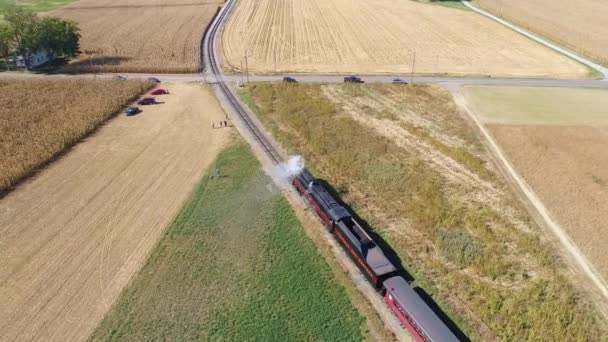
[
  {"x1": 146, "y1": 77, "x2": 161, "y2": 83},
  {"x1": 392, "y1": 78, "x2": 408, "y2": 84},
  {"x1": 112, "y1": 75, "x2": 127, "y2": 81},
  {"x1": 125, "y1": 106, "x2": 140, "y2": 116},
  {"x1": 137, "y1": 97, "x2": 156, "y2": 105},
  {"x1": 150, "y1": 88, "x2": 169, "y2": 95},
  {"x1": 344, "y1": 76, "x2": 364, "y2": 83},
  {"x1": 282, "y1": 77, "x2": 297, "y2": 83}
]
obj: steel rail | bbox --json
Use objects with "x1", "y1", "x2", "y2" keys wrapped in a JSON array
[{"x1": 205, "y1": 0, "x2": 283, "y2": 165}]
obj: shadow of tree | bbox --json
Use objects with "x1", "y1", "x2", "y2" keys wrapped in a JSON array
[{"x1": 58, "y1": 56, "x2": 132, "y2": 74}]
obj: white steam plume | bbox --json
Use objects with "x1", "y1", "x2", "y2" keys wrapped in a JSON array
[{"x1": 273, "y1": 155, "x2": 305, "y2": 182}]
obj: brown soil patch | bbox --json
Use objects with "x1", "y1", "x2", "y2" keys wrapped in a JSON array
[
  {"x1": 53, "y1": 0, "x2": 224, "y2": 73},
  {"x1": 0, "y1": 83, "x2": 229, "y2": 341},
  {"x1": 222, "y1": 0, "x2": 588, "y2": 78},
  {"x1": 489, "y1": 124, "x2": 608, "y2": 278}
]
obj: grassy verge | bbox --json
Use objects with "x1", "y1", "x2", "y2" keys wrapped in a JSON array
[
  {"x1": 0, "y1": 78, "x2": 152, "y2": 193},
  {"x1": 90, "y1": 140, "x2": 365, "y2": 341},
  {"x1": 421, "y1": 0, "x2": 471, "y2": 11},
  {"x1": 239, "y1": 82, "x2": 607, "y2": 341},
  {"x1": 0, "y1": 0, "x2": 77, "y2": 12}
]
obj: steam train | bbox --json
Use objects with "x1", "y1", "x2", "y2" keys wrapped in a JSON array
[{"x1": 293, "y1": 169, "x2": 459, "y2": 342}]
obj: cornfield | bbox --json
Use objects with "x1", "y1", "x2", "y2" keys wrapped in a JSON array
[
  {"x1": 0, "y1": 78, "x2": 152, "y2": 192},
  {"x1": 53, "y1": 0, "x2": 224, "y2": 73}
]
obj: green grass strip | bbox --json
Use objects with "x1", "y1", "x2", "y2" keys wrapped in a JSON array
[{"x1": 90, "y1": 140, "x2": 364, "y2": 341}]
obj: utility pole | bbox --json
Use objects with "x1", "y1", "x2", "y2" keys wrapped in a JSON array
[
  {"x1": 410, "y1": 49, "x2": 416, "y2": 84},
  {"x1": 245, "y1": 53, "x2": 250, "y2": 83},
  {"x1": 240, "y1": 59, "x2": 245, "y2": 85}
]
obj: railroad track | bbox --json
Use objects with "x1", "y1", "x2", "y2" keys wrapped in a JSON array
[{"x1": 204, "y1": 0, "x2": 283, "y2": 165}]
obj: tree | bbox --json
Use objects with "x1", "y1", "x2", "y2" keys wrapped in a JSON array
[
  {"x1": 3, "y1": 6, "x2": 38, "y2": 69},
  {"x1": 36, "y1": 16, "x2": 80, "y2": 58},
  {"x1": 1, "y1": 5, "x2": 80, "y2": 70},
  {"x1": 0, "y1": 24, "x2": 13, "y2": 70}
]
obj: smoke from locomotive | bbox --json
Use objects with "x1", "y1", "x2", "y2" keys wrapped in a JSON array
[{"x1": 274, "y1": 155, "x2": 305, "y2": 180}]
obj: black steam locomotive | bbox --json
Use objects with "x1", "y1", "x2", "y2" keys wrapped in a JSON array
[{"x1": 293, "y1": 169, "x2": 459, "y2": 342}]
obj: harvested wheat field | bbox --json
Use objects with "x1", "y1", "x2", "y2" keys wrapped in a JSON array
[
  {"x1": 0, "y1": 78, "x2": 151, "y2": 193},
  {"x1": 222, "y1": 0, "x2": 588, "y2": 78},
  {"x1": 477, "y1": 0, "x2": 608, "y2": 65},
  {"x1": 53, "y1": 0, "x2": 224, "y2": 73},
  {"x1": 240, "y1": 83, "x2": 607, "y2": 340},
  {"x1": 464, "y1": 85, "x2": 608, "y2": 280},
  {"x1": 0, "y1": 83, "x2": 230, "y2": 341}
]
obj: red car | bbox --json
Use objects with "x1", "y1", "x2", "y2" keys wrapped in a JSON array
[
  {"x1": 150, "y1": 89, "x2": 169, "y2": 95},
  {"x1": 137, "y1": 97, "x2": 156, "y2": 105}
]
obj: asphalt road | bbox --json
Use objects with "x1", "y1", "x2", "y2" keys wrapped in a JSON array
[{"x1": 2, "y1": 71, "x2": 608, "y2": 88}]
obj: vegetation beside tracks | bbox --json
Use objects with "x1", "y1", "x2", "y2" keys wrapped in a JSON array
[
  {"x1": 240, "y1": 82, "x2": 607, "y2": 341},
  {"x1": 0, "y1": 0, "x2": 78, "y2": 13},
  {"x1": 90, "y1": 140, "x2": 365, "y2": 341}
]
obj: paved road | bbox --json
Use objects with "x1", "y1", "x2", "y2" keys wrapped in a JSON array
[
  {"x1": 2, "y1": 71, "x2": 607, "y2": 88},
  {"x1": 462, "y1": 1, "x2": 608, "y2": 79}
]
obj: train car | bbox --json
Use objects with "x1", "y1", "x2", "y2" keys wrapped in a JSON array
[
  {"x1": 333, "y1": 216, "x2": 397, "y2": 287},
  {"x1": 294, "y1": 169, "x2": 350, "y2": 227},
  {"x1": 294, "y1": 169, "x2": 459, "y2": 340},
  {"x1": 383, "y1": 276, "x2": 459, "y2": 342},
  {"x1": 293, "y1": 169, "x2": 397, "y2": 288}
]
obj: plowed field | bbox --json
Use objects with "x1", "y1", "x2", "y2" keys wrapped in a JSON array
[
  {"x1": 0, "y1": 83, "x2": 230, "y2": 341},
  {"x1": 53, "y1": 0, "x2": 224, "y2": 73},
  {"x1": 222, "y1": 0, "x2": 588, "y2": 78},
  {"x1": 477, "y1": 0, "x2": 608, "y2": 65}
]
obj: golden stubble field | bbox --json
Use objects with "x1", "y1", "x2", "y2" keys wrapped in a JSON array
[
  {"x1": 53, "y1": 0, "x2": 224, "y2": 73},
  {"x1": 477, "y1": 0, "x2": 608, "y2": 65},
  {"x1": 464, "y1": 85, "x2": 608, "y2": 279},
  {"x1": 0, "y1": 83, "x2": 231, "y2": 341},
  {"x1": 222, "y1": 0, "x2": 588, "y2": 78}
]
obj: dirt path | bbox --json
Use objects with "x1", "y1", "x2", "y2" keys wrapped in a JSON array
[
  {"x1": 0, "y1": 83, "x2": 230, "y2": 342},
  {"x1": 451, "y1": 89, "x2": 608, "y2": 308}
]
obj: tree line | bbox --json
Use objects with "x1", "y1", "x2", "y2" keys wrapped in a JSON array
[{"x1": 0, "y1": 6, "x2": 80, "y2": 70}]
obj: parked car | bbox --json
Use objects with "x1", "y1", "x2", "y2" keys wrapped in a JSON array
[
  {"x1": 146, "y1": 77, "x2": 161, "y2": 83},
  {"x1": 125, "y1": 107, "x2": 140, "y2": 116},
  {"x1": 112, "y1": 75, "x2": 127, "y2": 81},
  {"x1": 137, "y1": 97, "x2": 156, "y2": 105},
  {"x1": 392, "y1": 78, "x2": 408, "y2": 84},
  {"x1": 150, "y1": 88, "x2": 169, "y2": 95},
  {"x1": 282, "y1": 77, "x2": 297, "y2": 83},
  {"x1": 344, "y1": 76, "x2": 364, "y2": 83}
]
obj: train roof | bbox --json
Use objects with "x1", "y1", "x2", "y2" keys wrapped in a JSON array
[
  {"x1": 296, "y1": 168, "x2": 315, "y2": 184},
  {"x1": 335, "y1": 219, "x2": 397, "y2": 277},
  {"x1": 308, "y1": 183, "x2": 350, "y2": 222},
  {"x1": 384, "y1": 277, "x2": 459, "y2": 342},
  {"x1": 366, "y1": 247, "x2": 397, "y2": 275}
]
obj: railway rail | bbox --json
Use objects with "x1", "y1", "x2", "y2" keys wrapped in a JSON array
[
  {"x1": 202, "y1": 1, "x2": 462, "y2": 341},
  {"x1": 204, "y1": 0, "x2": 283, "y2": 165}
]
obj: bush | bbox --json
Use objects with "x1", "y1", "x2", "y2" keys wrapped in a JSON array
[{"x1": 438, "y1": 228, "x2": 482, "y2": 267}]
